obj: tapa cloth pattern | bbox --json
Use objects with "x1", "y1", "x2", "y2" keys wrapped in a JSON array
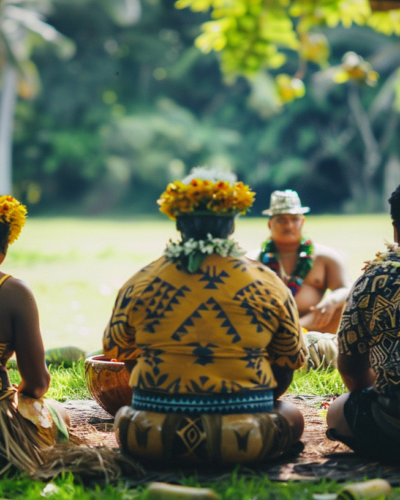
[{"x1": 103, "y1": 254, "x2": 306, "y2": 407}]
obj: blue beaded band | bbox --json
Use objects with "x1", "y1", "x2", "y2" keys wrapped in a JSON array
[{"x1": 132, "y1": 388, "x2": 274, "y2": 414}]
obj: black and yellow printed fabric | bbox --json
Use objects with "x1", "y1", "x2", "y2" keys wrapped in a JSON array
[
  {"x1": 103, "y1": 254, "x2": 306, "y2": 399},
  {"x1": 339, "y1": 262, "x2": 400, "y2": 395}
]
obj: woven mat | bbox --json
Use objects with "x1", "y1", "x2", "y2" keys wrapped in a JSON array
[
  {"x1": 62, "y1": 396, "x2": 400, "y2": 485},
  {"x1": 63, "y1": 399, "x2": 118, "y2": 449}
]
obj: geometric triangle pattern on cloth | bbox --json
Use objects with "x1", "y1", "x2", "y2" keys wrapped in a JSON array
[
  {"x1": 172, "y1": 297, "x2": 241, "y2": 343},
  {"x1": 138, "y1": 278, "x2": 191, "y2": 334},
  {"x1": 233, "y1": 280, "x2": 273, "y2": 333},
  {"x1": 197, "y1": 266, "x2": 229, "y2": 289},
  {"x1": 339, "y1": 263, "x2": 400, "y2": 393},
  {"x1": 103, "y1": 254, "x2": 304, "y2": 397}
]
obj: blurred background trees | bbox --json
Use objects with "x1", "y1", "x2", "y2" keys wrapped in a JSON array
[{"x1": 2, "y1": 0, "x2": 400, "y2": 215}]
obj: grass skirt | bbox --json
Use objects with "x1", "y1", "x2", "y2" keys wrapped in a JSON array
[
  {"x1": 0, "y1": 390, "x2": 144, "y2": 481},
  {"x1": 0, "y1": 391, "x2": 49, "y2": 475}
]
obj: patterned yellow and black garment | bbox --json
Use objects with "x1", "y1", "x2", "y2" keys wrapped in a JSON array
[
  {"x1": 104, "y1": 254, "x2": 306, "y2": 464},
  {"x1": 0, "y1": 275, "x2": 69, "y2": 476},
  {"x1": 339, "y1": 260, "x2": 400, "y2": 396},
  {"x1": 332, "y1": 252, "x2": 400, "y2": 459},
  {"x1": 115, "y1": 406, "x2": 294, "y2": 465}
]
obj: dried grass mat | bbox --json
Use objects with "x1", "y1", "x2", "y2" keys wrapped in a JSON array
[
  {"x1": 62, "y1": 399, "x2": 117, "y2": 449},
  {"x1": 62, "y1": 397, "x2": 400, "y2": 485}
]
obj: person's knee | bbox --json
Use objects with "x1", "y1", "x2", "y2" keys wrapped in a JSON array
[
  {"x1": 326, "y1": 393, "x2": 353, "y2": 437},
  {"x1": 274, "y1": 400, "x2": 304, "y2": 443},
  {"x1": 114, "y1": 406, "x2": 136, "y2": 451}
]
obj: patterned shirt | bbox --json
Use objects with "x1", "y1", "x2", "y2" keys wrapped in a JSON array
[
  {"x1": 338, "y1": 257, "x2": 400, "y2": 395},
  {"x1": 103, "y1": 254, "x2": 305, "y2": 411}
]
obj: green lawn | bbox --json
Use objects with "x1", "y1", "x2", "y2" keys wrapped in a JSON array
[{"x1": 3, "y1": 214, "x2": 392, "y2": 352}]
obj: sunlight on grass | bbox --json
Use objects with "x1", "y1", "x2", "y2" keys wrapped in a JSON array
[
  {"x1": 290, "y1": 368, "x2": 346, "y2": 396},
  {"x1": 8, "y1": 361, "x2": 89, "y2": 401},
  {"x1": 0, "y1": 473, "x2": 143, "y2": 499},
  {"x1": 46, "y1": 362, "x2": 89, "y2": 401}
]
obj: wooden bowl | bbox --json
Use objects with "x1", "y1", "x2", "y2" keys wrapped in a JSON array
[{"x1": 85, "y1": 355, "x2": 133, "y2": 416}]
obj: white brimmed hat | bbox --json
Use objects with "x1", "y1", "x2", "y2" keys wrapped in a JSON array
[{"x1": 262, "y1": 190, "x2": 310, "y2": 217}]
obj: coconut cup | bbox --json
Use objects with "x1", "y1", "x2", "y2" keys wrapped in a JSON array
[{"x1": 85, "y1": 354, "x2": 134, "y2": 416}]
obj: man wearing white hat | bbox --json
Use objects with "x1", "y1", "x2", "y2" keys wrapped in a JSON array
[{"x1": 247, "y1": 189, "x2": 351, "y2": 337}]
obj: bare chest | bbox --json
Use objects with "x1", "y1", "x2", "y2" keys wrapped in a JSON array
[{"x1": 279, "y1": 255, "x2": 326, "y2": 290}]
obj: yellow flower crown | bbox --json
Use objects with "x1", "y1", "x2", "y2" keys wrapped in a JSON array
[
  {"x1": 0, "y1": 196, "x2": 27, "y2": 245},
  {"x1": 158, "y1": 178, "x2": 255, "y2": 220}
]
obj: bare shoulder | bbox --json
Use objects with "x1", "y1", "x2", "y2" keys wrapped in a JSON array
[
  {"x1": 313, "y1": 243, "x2": 345, "y2": 265},
  {"x1": 1, "y1": 276, "x2": 36, "y2": 305}
]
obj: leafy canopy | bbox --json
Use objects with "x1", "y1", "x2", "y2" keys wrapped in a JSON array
[{"x1": 175, "y1": 0, "x2": 400, "y2": 103}]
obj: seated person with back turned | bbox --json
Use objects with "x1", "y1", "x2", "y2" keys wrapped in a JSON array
[
  {"x1": 247, "y1": 190, "x2": 352, "y2": 335},
  {"x1": 0, "y1": 196, "x2": 70, "y2": 475},
  {"x1": 327, "y1": 185, "x2": 400, "y2": 462},
  {"x1": 103, "y1": 168, "x2": 307, "y2": 466}
]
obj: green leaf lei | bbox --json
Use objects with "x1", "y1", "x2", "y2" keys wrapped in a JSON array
[
  {"x1": 164, "y1": 233, "x2": 245, "y2": 273},
  {"x1": 259, "y1": 237, "x2": 314, "y2": 296}
]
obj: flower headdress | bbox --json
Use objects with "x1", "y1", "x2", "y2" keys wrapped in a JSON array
[
  {"x1": 157, "y1": 167, "x2": 255, "y2": 220},
  {"x1": 0, "y1": 196, "x2": 27, "y2": 245}
]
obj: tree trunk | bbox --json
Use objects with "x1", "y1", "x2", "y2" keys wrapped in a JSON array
[
  {"x1": 384, "y1": 155, "x2": 400, "y2": 211},
  {"x1": 0, "y1": 65, "x2": 17, "y2": 195}
]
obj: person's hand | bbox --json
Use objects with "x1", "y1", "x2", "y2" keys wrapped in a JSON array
[{"x1": 309, "y1": 300, "x2": 336, "y2": 329}]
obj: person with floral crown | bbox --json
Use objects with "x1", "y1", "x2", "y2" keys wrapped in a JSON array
[
  {"x1": 247, "y1": 190, "x2": 351, "y2": 337},
  {"x1": 0, "y1": 195, "x2": 71, "y2": 475},
  {"x1": 103, "y1": 168, "x2": 307, "y2": 466},
  {"x1": 326, "y1": 184, "x2": 400, "y2": 461}
]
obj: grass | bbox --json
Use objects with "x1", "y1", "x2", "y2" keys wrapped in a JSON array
[
  {"x1": 0, "y1": 471, "x2": 346, "y2": 500},
  {"x1": 291, "y1": 367, "x2": 345, "y2": 396},
  {"x1": 1, "y1": 215, "x2": 395, "y2": 498}
]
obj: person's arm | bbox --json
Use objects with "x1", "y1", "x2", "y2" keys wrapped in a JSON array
[
  {"x1": 124, "y1": 360, "x2": 137, "y2": 373},
  {"x1": 271, "y1": 363, "x2": 294, "y2": 400},
  {"x1": 103, "y1": 286, "x2": 141, "y2": 364},
  {"x1": 337, "y1": 352, "x2": 375, "y2": 391},
  {"x1": 305, "y1": 247, "x2": 352, "y2": 330},
  {"x1": 9, "y1": 279, "x2": 50, "y2": 398},
  {"x1": 268, "y1": 289, "x2": 306, "y2": 399}
]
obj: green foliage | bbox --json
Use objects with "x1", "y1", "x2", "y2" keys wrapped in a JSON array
[
  {"x1": 0, "y1": 471, "x2": 353, "y2": 500},
  {"x1": 8, "y1": 361, "x2": 89, "y2": 400},
  {"x1": 47, "y1": 361, "x2": 89, "y2": 400},
  {"x1": 0, "y1": 472, "x2": 140, "y2": 499},
  {"x1": 290, "y1": 367, "x2": 346, "y2": 396},
  {"x1": 175, "y1": 0, "x2": 400, "y2": 101},
  {"x1": 5, "y1": 0, "x2": 400, "y2": 215},
  {"x1": 199, "y1": 473, "x2": 342, "y2": 500}
]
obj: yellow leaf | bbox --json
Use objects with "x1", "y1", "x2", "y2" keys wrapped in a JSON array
[
  {"x1": 191, "y1": 0, "x2": 213, "y2": 11},
  {"x1": 333, "y1": 69, "x2": 350, "y2": 83},
  {"x1": 267, "y1": 52, "x2": 286, "y2": 68},
  {"x1": 175, "y1": 0, "x2": 192, "y2": 9},
  {"x1": 195, "y1": 33, "x2": 215, "y2": 53}
]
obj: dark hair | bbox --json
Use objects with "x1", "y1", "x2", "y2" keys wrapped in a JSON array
[
  {"x1": 0, "y1": 221, "x2": 9, "y2": 254},
  {"x1": 176, "y1": 215, "x2": 235, "y2": 240},
  {"x1": 389, "y1": 185, "x2": 400, "y2": 228}
]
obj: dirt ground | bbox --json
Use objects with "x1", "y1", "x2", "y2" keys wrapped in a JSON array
[
  {"x1": 64, "y1": 395, "x2": 349, "y2": 464},
  {"x1": 64, "y1": 397, "x2": 400, "y2": 483}
]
